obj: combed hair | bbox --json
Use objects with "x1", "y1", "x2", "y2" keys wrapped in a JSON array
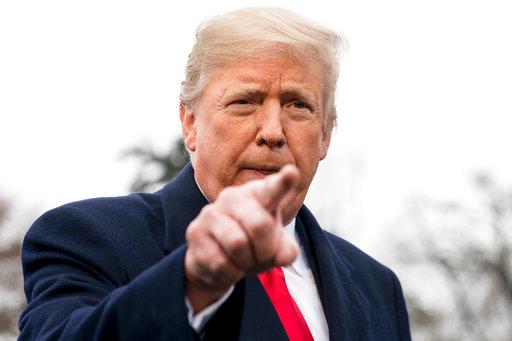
[{"x1": 180, "y1": 7, "x2": 347, "y2": 131}]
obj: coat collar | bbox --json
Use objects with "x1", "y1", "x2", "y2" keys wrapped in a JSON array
[
  {"x1": 297, "y1": 206, "x2": 371, "y2": 340},
  {"x1": 160, "y1": 163, "x2": 208, "y2": 253}
]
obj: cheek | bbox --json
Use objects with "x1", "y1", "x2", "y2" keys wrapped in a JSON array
[
  {"x1": 197, "y1": 117, "x2": 253, "y2": 164},
  {"x1": 286, "y1": 127, "x2": 324, "y2": 179},
  {"x1": 216, "y1": 117, "x2": 258, "y2": 151},
  {"x1": 288, "y1": 128, "x2": 324, "y2": 160}
]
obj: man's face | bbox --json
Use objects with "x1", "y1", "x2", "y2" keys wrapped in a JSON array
[{"x1": 181, "y1": 56, "x2": 331, "y2": 224}]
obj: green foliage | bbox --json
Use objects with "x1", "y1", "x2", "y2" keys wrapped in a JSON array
[{"x1": 121, "y1": 137, "x2": 189, "y2": 192}]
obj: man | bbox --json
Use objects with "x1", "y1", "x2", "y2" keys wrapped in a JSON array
[{"x1": 19, "y1": 7, "x2": 411, "y2": 340}]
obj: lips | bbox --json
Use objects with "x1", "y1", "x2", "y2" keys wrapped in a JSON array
[
  {"x1": 241, "y1": 165, "x2": 283, "y2": 178},
  {"x1": 247, "y1": 168, "x2": 279, "y2": 175}
]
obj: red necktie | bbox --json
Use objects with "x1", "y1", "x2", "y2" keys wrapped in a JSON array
[{"x1": 258, "y1": 266, "x2": 314, "y2": 341}]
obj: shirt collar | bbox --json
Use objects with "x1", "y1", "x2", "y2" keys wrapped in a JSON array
[
  {"x1": 194, "y1": 176, "x2": 211, "y2": 203},
  {"x1": 283, "y1": 218, "x2": 307, "y2": 277}
]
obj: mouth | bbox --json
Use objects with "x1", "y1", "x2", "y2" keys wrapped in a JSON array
[{"x1": 243, "y1": 165, "x2": 282, "y2": 177}]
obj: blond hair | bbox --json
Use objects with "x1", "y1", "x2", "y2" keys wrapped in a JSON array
[{"x1": 180, "y1": 7, "x2": 346, "y2": 131}]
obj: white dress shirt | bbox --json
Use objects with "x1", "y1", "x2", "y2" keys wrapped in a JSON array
[{"x1": 185, "y1": 218, "x2": 329, "y2": 340}]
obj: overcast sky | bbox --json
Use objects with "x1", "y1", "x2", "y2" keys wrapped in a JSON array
[{"x1": 1, "y1": 0, "x2": 511, "y2": 251}]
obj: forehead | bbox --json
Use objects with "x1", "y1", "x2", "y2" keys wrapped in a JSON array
[{"x1": 206, "y1": 56, "x2": 323, "y2": 94}]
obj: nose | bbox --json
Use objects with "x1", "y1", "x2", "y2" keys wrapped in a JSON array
[{"x1": 255, "y1": 102, "x2": 286, "y2": 148}]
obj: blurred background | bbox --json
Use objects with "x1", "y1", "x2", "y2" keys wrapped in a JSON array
[{"x1": 1, "y1": 0, "x2": 511, "y2": 340}]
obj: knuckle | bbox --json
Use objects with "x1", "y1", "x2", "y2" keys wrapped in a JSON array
[
  {"x1": 227, "y1": 234, "x2": 249, "y2": 254},
  {"x1": 209, "y1": 256, "x2": 228, "y2": 274},
  {"x1": 194, "y1": 248, "x2": 210, "y2": 267},
  {"x1": 197, "y1": 250, "x2": 222, "y2": 276},
  {"x1": 198, "y1": 204, "x2": 223, "y2": 224},
  {"x1": 200, "y1": 204, "x2": 215, "y2": 218},
  {"x1": 217, "y1": 186, "x2": 241, "y2": 203},
  {"x1": 248, "y1": 216, "x2": 273, "y2": 237},
  {"x1": 262, "y1": 215, "x2": 274, "y2": 228},
  {"x1": 217, "y1": 188, "x2": 232, "y2": 201},
  {"x1": 250, "y1": 223, "x2": 268, "y2": 237},
  {"x1": 191, "y1": 252, "x2": 206, "y2": 269},
  {"x1": 185, "y1": 222, "x2": 199, "y2": 241}
]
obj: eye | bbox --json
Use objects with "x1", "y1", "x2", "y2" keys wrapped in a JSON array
[
  {"x1": 292, "y1": 101, "x2": 307, "y2": 109},
  {"x1": 226, "y1": 98, "x2": 257, "y2": 116},
  {"x1": 287, "y1": 100, "x2": 312, "y2": 112},
  {"x1": 230, "y1": 99, "x2": 251, "y2": 105}
]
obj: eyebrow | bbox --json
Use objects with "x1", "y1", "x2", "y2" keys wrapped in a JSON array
[
  {"x1": 221, "y1": 83, "x2": 318, "y2": 103},
  {"x1": 221, "y1": 84, "x2": 268, "y2": 100},
  {"x1": 280, "y1": 86, "x2": 319, "y2": 107},
  {"x1": 222, "y1": 84, "x2": 268, "y2": 98}
]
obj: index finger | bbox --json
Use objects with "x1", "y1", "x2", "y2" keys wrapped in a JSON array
[{"x1": 252, "y1": 164, "x2": 299, "y2": 212}]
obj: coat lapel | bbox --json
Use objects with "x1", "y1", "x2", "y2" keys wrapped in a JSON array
[
  {"x1": 160, "y1": 163, "x2": 209, "y2": 254},
  {"x1": 297, "y1": 206, "x2": 371, "y2": 340}
]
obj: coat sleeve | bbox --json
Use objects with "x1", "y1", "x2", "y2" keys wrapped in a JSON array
[{"x1": 18, "y1": 205, "x2": 199, "y2": 341}]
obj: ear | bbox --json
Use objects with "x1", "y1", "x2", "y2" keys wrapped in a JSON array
[
  {"x1": 319, "y1": 126, "x2": 332, "y2": 161},
  {"x1": 180, "y1": 103, "x2": 197, "y2": 152}
]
